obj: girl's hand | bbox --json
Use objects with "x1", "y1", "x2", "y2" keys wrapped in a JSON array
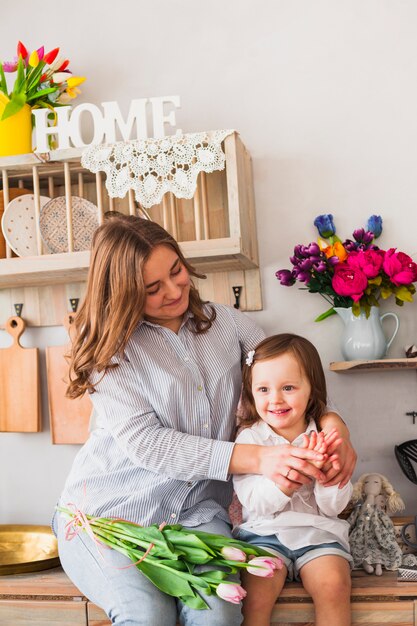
[
  {"x1": 300, "y1": 431, "x2": 330, "y2": 469},
  {"x1": 258, "y1": 443, "x2": 326, "y2": 491}
]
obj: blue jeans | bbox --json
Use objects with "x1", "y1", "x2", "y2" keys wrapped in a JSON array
[{"x1": 56, "y1": 514, "x2": 243, "y2": 626}]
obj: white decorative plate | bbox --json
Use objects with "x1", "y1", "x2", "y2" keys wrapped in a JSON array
[
  {"x1": 1, "y1": 194, "x2": 51, "y2": 256},
  {"x1": 39, "y1": 196, "x2": 99, "y2": 254}
]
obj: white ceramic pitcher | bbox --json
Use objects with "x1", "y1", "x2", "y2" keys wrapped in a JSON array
[{"x1": 334, "y1": 306, "x2": 400, "y2": 361}]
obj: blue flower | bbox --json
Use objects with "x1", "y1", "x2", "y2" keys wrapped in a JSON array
[
  {"x1": 366, "y1": 215, "x2": 383, "y2": 239},
  {"x1": 314, "y1": 214, "x2": 336, "y2": 238}
]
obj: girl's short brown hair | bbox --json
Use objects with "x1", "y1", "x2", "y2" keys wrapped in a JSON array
[{"x1": 239, "y1": 333, "x2": 327, "y2": 429}]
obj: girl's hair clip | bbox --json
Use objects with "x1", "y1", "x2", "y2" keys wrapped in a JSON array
[{"x1": 245, "y1": 350, "x2": 255, "y2": 366}]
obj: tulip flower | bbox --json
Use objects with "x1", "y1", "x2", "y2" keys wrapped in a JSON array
[
  {"x1": 44, "y1": 47, "x2": 60, "y2": 65},
  {"x1": 314, "y1": 214, "x2": 336, "y2": 238},
  {"x1": 247, "y1": 556, "x2": 283, "y2": 578},
  {"x1": 0, "y1": 41, "x2": 85, "y2": 120},
  {"x1": 56, "y1": 59, "x2": 70, "y2": 72},
  {"x1": 57, "y1": 506, "x2": 273, "y2": 611},
  {"x1": 17, "y1": 41, "x2": 28, "y2": 59},
  {"x1": 216, "y1": 582, "x2": 247, "y2": 604},
  {"x1": 220, "y1": 546, "x2": 247, "y2": 562},
  {"x1": 3, "y1": 59, "x2": 18, "y2": 72},
  {"x1": 366, "y1": 215, "x2": 383, "y2": 239},
  {"x1": 28, "y1": 50, "x2": 39, "y2": 68}
]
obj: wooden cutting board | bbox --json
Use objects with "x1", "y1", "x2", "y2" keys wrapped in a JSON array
[
  {"x1": 0, "y1": 316, "x2": 40, "y2": 432},
  {"x1": 46, "y1": 313, "x2": 91, "y2": 444}
]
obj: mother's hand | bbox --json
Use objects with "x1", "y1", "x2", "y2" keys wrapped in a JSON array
[
  {"x1": 322, "y1": 434, "x2": 357, "y2": 487},
  {"x1": 320, "y1": 411, "x2": 357, "y2": 488},
  {"x1": 258, "y1": 443, "x2": 326, "y2": 490}
]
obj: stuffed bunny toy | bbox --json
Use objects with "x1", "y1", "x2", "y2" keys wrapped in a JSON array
[{"x1": 348, "y1": 473, "x2": 405, "y2": 576}]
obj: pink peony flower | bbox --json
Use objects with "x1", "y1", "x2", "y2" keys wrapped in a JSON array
[
  {"x1": 346, "y1": 249, "x2": 384, "y2": 278},
  {"x1": 220, "y1": 546, "x2": 247, "y2": 562},
  {"x1": 216, "y1": 582, "x2": 247, "y2": 604},
  {"x1": 382, "y1": 248, "x2": 417, "y2": 286},
  {"x1": 331, "y1": 264, "x2": 368, "y2": 302},
  {"x1": 247, "y1": 556, "x2": 283, "y2": 578}
]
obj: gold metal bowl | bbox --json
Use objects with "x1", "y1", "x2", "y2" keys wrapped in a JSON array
[{"x1": 0, "y1": 525, "x2": 60, "y2": 575}]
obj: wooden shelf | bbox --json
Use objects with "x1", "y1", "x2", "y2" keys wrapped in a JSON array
[
  {"x1": 330, "y1": 357, "x2": 417, "y2": 372},
  {"x1": 0, "y1": 134, "x2": 260, "y2": 288},
  {"x1": 0, "y1": 238, "x2": 258, "y2": 289}
]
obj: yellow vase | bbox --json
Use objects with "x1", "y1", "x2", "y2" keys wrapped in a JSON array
[{"x1": 0, "y1": 93, "x2": 32, "y2": 157}]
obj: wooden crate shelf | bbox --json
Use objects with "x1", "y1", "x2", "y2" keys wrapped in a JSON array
[
  {"x1": 0, "y1": 133, "x2": 263, "y2": 324},
  {"x1": 330, "y1": 357, "x2": 417, "y2": 372}
]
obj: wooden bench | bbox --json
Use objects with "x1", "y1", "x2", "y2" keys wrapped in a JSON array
[{"x1": 0, "y1": 566, "x2": 417, "y2": 625}]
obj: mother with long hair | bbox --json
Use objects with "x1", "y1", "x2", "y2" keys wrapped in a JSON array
[{"x1": 54, "y1": 213, "x2": 356, "y2": 626}]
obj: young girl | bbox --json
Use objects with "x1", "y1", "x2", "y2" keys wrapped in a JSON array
[{"x1": 233, "y1": 333, "x2": 353, "y2": 626}]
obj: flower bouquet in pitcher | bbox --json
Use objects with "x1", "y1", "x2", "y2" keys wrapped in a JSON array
[
  {"x1": 276, "y1": 214, "x2": 417, "y2": 321},
  {"x1": 276, "y1": 214, "x2": 417, "y2": 360}
]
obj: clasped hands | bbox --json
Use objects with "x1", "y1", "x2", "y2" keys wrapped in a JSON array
[{"x1": 259, "y1": 428, "x2": 355, "y2": 494}]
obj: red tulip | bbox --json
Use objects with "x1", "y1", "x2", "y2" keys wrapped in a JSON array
[
  {"x1": 44, "y1": 47, "x2": 60, "y2": 65},
  {"x1": 17, "y1": 41, "x2": 28, "y2": 59},
  {"x1": 57, "y1": 59, "x2": 69, "y2": 72}
]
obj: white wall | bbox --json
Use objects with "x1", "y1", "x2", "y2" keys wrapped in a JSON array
[{"x1": 2, "y1": 0, "x2": 417, "y2": 523}]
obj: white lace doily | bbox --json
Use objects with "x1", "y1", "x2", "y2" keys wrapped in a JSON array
[{"x1": 81, "y1": 129, "x2": 234, "y2": 208}]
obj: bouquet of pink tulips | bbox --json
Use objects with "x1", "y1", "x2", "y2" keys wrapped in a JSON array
[{"x1": 58, "y1": 506, "x2": 282, "y2": 610}]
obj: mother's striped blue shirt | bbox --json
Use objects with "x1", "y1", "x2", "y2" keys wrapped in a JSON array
[{"x1": 58, "y1": 303, "x2": 265, "y2": 528}]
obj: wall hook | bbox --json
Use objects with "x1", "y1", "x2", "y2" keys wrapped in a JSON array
[
  {"x1": 14, "y1": 303, "x2": 23, "y2": 317},
  {"x1": 69, "y1": 298, "x2": 79, "y2": 313},
  {"x1": 406, "y1": 411, "x2": 417, "y2": 425},
  {"x1": 232, "y1": 286, "x2": 242, "y2": 310}
]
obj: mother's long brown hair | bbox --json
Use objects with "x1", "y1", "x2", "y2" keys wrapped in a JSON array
[
  {"x1": 67, "y1": 213, "x2": 214, "y2": 398},
  {"x1": 239, "y1": 333, "x2": 328, "y2": 429}
]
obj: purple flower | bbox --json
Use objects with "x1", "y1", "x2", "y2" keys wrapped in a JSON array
[
  {"x1": 307, "y1": 242, "x2": 320, "y2": 256},
  {"x1": 299, "y1": 258, "x2": 313, "y2": 271},
  {"x1": 3, "y1": 58, "x2": 18, "y2": 72},
  {"x1": 275, "y1": 269, "x2": 296, "y2": 286},
  {"x1": 343, "y1": 239, "x2": 358, "y2": 252},
  {"x1": 314, "y1": 214, "x2": 336, "y2": 238},
  {"x1": 315, "y1": 261, "x2": 327, "y2": 273},
  {"x1": 293, "y1": 268, "x2": 311, "y2": 282},
  {"x1": 366, "y1": 215, "x2": 383, "y2": 238},
  {"x1": 352, "y1": 228, "x2": 374, "y2": 245}
]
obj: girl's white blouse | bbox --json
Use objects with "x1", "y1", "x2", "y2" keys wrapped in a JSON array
[{"x1": 233, "y1": 420, "x2": 353, "y2": 551}]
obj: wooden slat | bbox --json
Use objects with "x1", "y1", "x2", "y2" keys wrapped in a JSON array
[
  {"x1": 32, "y1": 166, "x2": 43, "y2": 256},
  {"x1": 1, "y1": 170, "x2": 12, "y2": 260},
  {"x1": 330, "y1": 357, "x2": 417, "y2": 372},
  {"x1": 0, "y1": 600, "x2": 87, "y2": 625},
  {"x1": 87, "y1": 603, "x2": 109, "y2": 626},
  {"x1": 63, "y1": 162, "x2": 74, "y2": 252}
]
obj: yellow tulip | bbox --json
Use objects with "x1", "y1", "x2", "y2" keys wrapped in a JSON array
[
  {"x1": 67, "y1": 76, "x2": 86, "y2": 89},
  {"x1": 28, "y1": 50, "x2": 39, "y2": 67}
]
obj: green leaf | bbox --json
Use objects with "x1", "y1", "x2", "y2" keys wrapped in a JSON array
[
  {"x1": 368, "y1": 276, "x2": 382, "y2": 286},
  {"x1": 179, "y1": 592, "x2": 210, "y2": 610},
  {"x1": 27, "y1": 86, "x2": 58, "y2": 102},
  {"x1": 314, "y1": 307, "x2": 336, "y2": 322},
  {"x1": 352, "y1": 302, "x2": 361, "y2": 317},
  {"x1": 14, "y1": 56, "x2": 26, "y2": 94},
  {"x1": 137, "y1": 559, "x2": 199, "y2": 598},
  {"x1": 1, "y1": 92, "x2": 27, "y2": 120},
  {"x1": 380, "y1": 285, "x2": 392, "y2": 299},
  {"x1": 0, "y1": 63, "x2": 8, "y2": 96},
  {"x1": 394, "y1": 286, "x2": 414, "y2": 303},
  {"x1": 164, "y1": 530, "x2": 216, "y2": 557}
]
